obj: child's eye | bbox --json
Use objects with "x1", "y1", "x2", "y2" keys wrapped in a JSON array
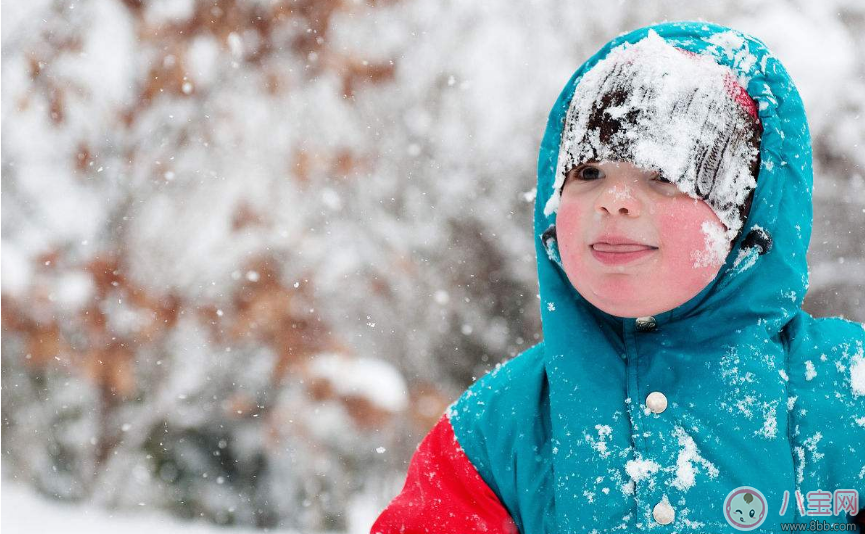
[
  {"x1": 572, "y1": 165, "x2": 603, "y2": 181},
  {"x1": 652, "y1": 172, "x2": 673, "y2": 184}
]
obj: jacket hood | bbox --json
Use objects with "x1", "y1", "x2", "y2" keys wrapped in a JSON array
[{"x1": 534, "y1": 21, "x2": 812, "y2": 339}]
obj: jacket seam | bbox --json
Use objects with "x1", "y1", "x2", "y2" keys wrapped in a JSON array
[
  {"x1": 447, "y1": 411, "x2": 523, "y2": 533},
  {"x1": 781, "y1": 324, "x2": 801, "y2": 521},
  {"x1": 448, "y1": 343, "x2": 548, "y2": 534}
]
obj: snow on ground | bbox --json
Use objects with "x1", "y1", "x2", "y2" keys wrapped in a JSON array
[
  {"x1": 1, "y1": 482, "x2": 293, "y2": 533},
  {"x1": 1, "y1": 481, "x2": 380, "y2": 534}
]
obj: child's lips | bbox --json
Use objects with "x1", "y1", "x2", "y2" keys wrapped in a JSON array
[
  {"x1": 590, "y1": 243, "x2": 658, "y2": 265},
  {"x1": 591, "y1": 243, "x2": 656, "y2": 253}
]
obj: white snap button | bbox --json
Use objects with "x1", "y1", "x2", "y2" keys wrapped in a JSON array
[
  {"x1": 653, "y1": 500, "x2": 675, "y2": 525},
  {"x1": 646, "y1": 391, "x2": 668, "y2": 414},
  {"x1": 636, "y1": 316, "x2": 657, "y2": 332}
]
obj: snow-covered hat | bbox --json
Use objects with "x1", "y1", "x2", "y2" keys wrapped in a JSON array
[{"x1": 547, "y1": 30, "x2": 762, "y2": 242}]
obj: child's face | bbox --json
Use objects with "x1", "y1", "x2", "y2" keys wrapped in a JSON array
[{"x1": 556, "y1": 160, "x2": 730, "y2": 318}]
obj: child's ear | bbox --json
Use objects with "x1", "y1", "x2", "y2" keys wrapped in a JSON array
[
  {"x1": 542, "y1": 224, "x2": 557, "y2": 249},
  {"x1": 740, "y1": 226, "x2": 773, "y2": 255}
]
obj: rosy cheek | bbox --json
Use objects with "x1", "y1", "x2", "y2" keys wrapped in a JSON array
[
  {"x1": 556, "y1": 198, "x2": 586, "y2": 270},
  {"x1": 658, "y1": 205, "x2": 702, "y2": 262},
  {"x1": 656, "y1": 199, "x2": 726, "y2": 280}
]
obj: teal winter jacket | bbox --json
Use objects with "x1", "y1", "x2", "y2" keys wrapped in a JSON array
[{"x1": 373, "y1": 21, "x2": 865, "y2": 534}]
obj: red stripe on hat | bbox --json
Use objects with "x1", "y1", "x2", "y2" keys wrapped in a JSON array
[
  {"x1": 674, "y1": 46, "x2": 761, "y2": 121},
  {"x1": 723, "y1": 73, "x2": 760, "y2": 120}
]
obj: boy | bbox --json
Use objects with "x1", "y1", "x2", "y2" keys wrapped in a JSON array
[{"x1": 372, "y1": 21, "x2": 865, "y2": 533}]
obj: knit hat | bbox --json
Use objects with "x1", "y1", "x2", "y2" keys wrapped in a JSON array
[{"x1": 546, "y1": 30, "x2": 762, "y2": 243}]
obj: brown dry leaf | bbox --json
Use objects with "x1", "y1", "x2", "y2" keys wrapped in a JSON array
[
  {"x1": 24, "y1": 321, "x2": 68, "y2": 368},
  {"x1": 224, "y1": 391, "x2": 257, "y2": 419},
  {"x1": 342, "y1": 394, "x2": 391, "y2": 430},
  {"x1": 232, "y1": 201, "x2": 267, "y2": 232},
  {"x1": 339, "y1": 59, "x2": 395, "y2": 99},
  {"x1": 408, "y1": 382, "x2": 451, "y2": 431}
]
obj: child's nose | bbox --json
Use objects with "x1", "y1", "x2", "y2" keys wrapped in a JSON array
[{"x1": 595, "y1": 184, "x2": 642, "y2": 217}]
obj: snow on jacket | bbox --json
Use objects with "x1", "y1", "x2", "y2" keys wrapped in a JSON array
[{"x1": 372, "y1": 21, "x2": 865, "y2": 534}]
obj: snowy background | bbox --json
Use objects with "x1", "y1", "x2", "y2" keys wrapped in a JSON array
[{"x1": 2, "y1": 0, "x2": 864, "y2": 532}]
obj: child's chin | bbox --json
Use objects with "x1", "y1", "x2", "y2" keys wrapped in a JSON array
[
  {"x1": 588, "y1": 292, "x2": 679, "y2": 318},
  {"x1": 585, "y1": 296, "x2": 652, "y2": 318}
]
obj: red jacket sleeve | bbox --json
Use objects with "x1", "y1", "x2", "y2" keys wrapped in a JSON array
[{"x1": 371, "y1": 413, "x2": 518, "y2": 534}]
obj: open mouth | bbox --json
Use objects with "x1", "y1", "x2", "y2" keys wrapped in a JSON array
[{"x1": 590, "y1": 243, "x2": 658, "y2": 265}]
